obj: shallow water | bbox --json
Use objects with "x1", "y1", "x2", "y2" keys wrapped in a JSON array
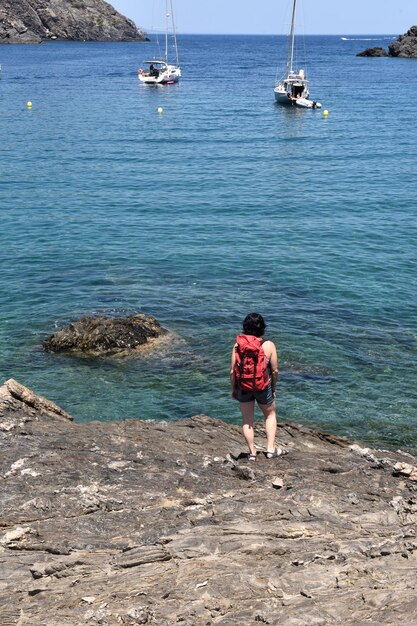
[{"x1": 0, "y1": 35, "x2": 416, "y2": 451}]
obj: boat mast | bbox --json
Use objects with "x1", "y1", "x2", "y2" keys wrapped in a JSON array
[
  {"x1": 170, "y1": 0, "x2": 179, "y2": 66},
  {"x1": 288, "y1": 0, "x2": 297, "y2": 73},
  {"x1": 165, "y1": 0, "x2": 169, "y2": 63}
]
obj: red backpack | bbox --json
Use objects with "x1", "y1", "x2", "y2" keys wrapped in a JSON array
[{"x1": 234, "y1": 334, "x2": 270, "y2": 392}]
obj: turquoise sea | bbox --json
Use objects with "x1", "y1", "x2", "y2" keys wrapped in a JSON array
[{"x1": 0, "y1": 35, "x2": 416, "y2": 451}]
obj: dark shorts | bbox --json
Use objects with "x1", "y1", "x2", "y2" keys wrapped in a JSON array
[{"x1": 235, "y1": 382, "x2": 275, "y2": 406}]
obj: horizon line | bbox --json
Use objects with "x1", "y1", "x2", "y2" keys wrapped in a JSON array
[{"x1": 155, "y1": 32, "x2": 398, "y2": 37}]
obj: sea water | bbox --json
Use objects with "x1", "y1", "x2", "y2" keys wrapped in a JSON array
[{"x1": 0, "y1": 35, "x2": 416, "y2": 451}]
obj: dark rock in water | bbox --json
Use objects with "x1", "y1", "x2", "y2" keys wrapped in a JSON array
[
  {"x1": 43, "y1": 313, "x2": 165, "y2": 355},
  {"x1": 283, "y1": 362, "x2": 335, "y2": 382},
  {"x1": 357, "y1": 26, "x2": 417, "y2": 58},
  {"x1": 356, "y1": 46, "x2": 388, "y2": 57},
  {"x1": 1, "y1": 379, "x2": 417, "y2": 625},
  {"x1": 389, "y1": 25, "x2": 417, "y2": 57},
  {"x1": 0, "y1": 0, "x2": 146, "y2": 44}
]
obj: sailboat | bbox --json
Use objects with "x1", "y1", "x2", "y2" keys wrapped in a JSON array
[
  {"x1": 138, "y1": 0, "x2": 181, "y2": 85},
  {"x1": 274, "y1": 0, "x2": 321, "y2": 109}
]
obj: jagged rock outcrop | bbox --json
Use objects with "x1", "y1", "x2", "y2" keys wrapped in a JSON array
[
  {"x1": 0, "y1": 0, "x2": 146, "y2": 44},
  {"x1": 0, "y1": 378, "x2": 73, "y2": 422},
  {"x1": 43, "y1": 313, "x2": 166, "y2": 355},
  {"x1": 1, "y1": 379, "x2": 417, "y2": 625},
  {"x1": 358, "y1": 25, "x2": 417, "y2": 58},
  {"x1": 388, "y1": 25, "x2": 417, "y2": 57}
]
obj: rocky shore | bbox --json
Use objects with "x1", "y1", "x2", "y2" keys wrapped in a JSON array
[
  {"x1": 0, "y1": 0, "x2": 146, "y2": 44},
  {"x1": 1, "y1": 378, "x2": 417, "y2": 625},
  {"x1": 357, "y1": 25, "x2": 417, "y2": 57}
]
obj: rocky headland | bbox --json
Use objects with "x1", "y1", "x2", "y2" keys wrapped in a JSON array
[
  {"x1": 0, "y1": 0, "x2": 146, "y2": 44},
  {"x1": 1, "y1": 378, "x2": 417, "y2": 625},
  {"x1": 357, "y1": 26, "x2": 417, "y2": 57}
]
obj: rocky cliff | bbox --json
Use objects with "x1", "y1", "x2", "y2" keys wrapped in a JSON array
[
  {"x1": 357, "y1": 25, "x2": 417, "y2": 58},
  {"x1": 1, "y1": 378, "x2": 417, "y2": 625},
  {"x1": 388, "y1": 25, "x2": 417, "y2": 57},
  {"x1": 0, "y1": 0, "x2": 146, "y2": 44}
]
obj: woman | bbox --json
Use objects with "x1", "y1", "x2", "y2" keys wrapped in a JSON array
[{"x1": 230, "y1": 312, "x2": 285, "y2": 460}]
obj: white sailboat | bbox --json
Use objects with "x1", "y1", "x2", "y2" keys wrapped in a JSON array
[
  {"x1": 138, "y1": 0, "x2": 181, "y2": 85},
  {"x1": 274, "y1": 0, "x2": 321, "y2": 109}
]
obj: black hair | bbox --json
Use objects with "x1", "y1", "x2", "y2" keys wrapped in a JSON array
[{"x1": 242, "y1": 312, "x2": 266, "y2": 337}]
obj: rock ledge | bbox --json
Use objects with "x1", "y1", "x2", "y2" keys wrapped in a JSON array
[{"x1": 1, "y1": 380, "x2": 417, "y2": 625}]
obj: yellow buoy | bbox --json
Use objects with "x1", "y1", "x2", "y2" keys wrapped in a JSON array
[
  {"x1": 27, "y1": 101, "x2": 33, "y2": 108},
  {"x1": 323, "y1": 109, "x2": 329, "y2": 117},
  {"x1": 157, "y1": 106, "x2": 163, "y2": 113}
]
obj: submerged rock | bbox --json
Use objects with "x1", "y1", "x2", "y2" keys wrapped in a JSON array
[
  {"x1": 43, "y1": 313, "x2": 166, "y2": 355},
  {"x1": 0, "y1": 0, "x2": 146, "y2": 44},
  {"x1": 357, "y1": 26, "x2": 417, "y2": 58},
  {"x1": 1, "y1": 379, "x2": 417, "y2": 625}
]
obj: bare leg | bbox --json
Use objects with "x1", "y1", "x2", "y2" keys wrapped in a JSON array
[
  {"x1": 240, "y1": 401, "x2": 256, "y2": 456},
  {"x1": 258, "y1": 401, "x2": 277, "y2": 453}
]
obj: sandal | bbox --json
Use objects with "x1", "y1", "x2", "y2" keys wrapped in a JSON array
[
  {"x1": 248, "y1": 453, "x2": 257, "y2": 462},
  {"x1": 266, "y1": 448, "x2": 288, "y2": 459}
]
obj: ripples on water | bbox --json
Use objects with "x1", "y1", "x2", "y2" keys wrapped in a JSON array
[{"x1": 0, "y1": 36, "x2": 416, "y2": 451}]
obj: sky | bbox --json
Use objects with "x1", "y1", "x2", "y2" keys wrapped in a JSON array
[{"x1": 111, "y1": 0, "x2": 416, "y2": 36}]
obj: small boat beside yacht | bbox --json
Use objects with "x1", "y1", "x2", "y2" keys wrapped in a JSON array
[
  {"x1": 138, "y1": 0, "x2": 181, "y2": 85},
  {"x1": 274, "y1": 0, "x2": 322, "y2": 109}
]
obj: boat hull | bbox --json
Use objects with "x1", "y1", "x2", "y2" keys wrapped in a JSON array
[
  {"x1": 139, "y1": 68, "x2": 181, "y2": 85},
  {"x1": 274, "y1": 87, "x2": 321, "y2": 109},
  {"x1": 274, "y1": 88, "x2": 296, "y2": 105}
]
